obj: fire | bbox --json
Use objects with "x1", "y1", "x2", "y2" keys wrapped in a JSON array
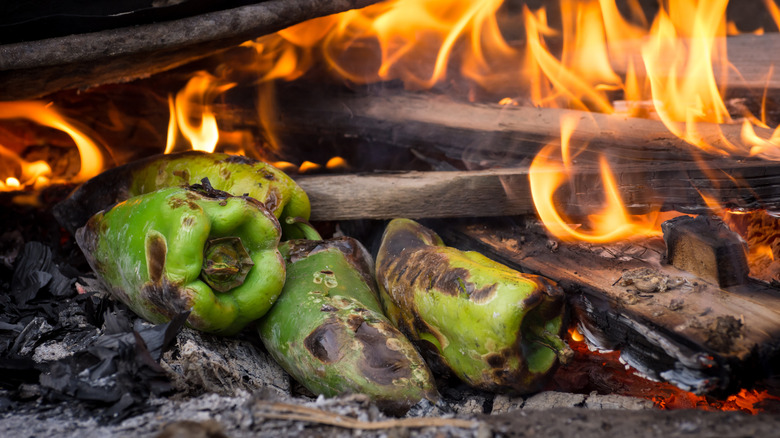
[
  {"x1": 2, "y1": 0, "x2": 780, "y2": 244},
  {"x1": 529, "y1": 115, "x2": 662, "y2": 243},
  {"x1": 562, "y1": 327, "x2": 780, "y2": 412},
  {"x1": 0, "y1": 101, "x2": 103, "y2": 192},
  {"x1": 165, "y1": 71, "x2": 236, "y2": 154}
]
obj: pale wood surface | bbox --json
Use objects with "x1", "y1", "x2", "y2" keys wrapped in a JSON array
[{"x1": 296, "y1": 160, "x2": 780, "y2": 221}]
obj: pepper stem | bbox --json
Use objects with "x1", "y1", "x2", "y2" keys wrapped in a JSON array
[
  {"x1": 526, "y1": 326, "x2": 575, "y2": 365},
  {"x1": 284, "y1": 216, "x2": 323, "y2": 241},
  {"x1": 201, "y1": 236, "x2": 254, "y2": 292}
]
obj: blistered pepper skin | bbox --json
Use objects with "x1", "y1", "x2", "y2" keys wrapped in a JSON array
[
  {"x1": 375, "y1": 218, "x2": 572, "y2": 394},
  {"x1": 55, "y1": 151, "x2": 310, "y2": 239},
  {"x1": 76, "y1": 184, "x2": 286, "y2": 335},
  {"x1": 257, "y1": 237, "x2": 438, "y2": 415}
]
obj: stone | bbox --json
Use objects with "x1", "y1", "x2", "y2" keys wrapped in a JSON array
[
  {"x1": 522, "y1": 391, "x2": 586, "y2": 410},
  {"x1": 583, "y1": 393, "x2": 655, "y2": 410},
  {"x1": 490, "y1": 394, "x2": 524, "y2": 414}
]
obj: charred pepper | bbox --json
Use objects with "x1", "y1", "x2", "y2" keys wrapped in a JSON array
[
  {"x1": 375, "y1": 218, "x2": 573, "y2": 394},
  {"x1": 55, "y1": 151, "x2": 310, "y2": 239},
  {"x1": 76, "y1": 181, "x2": 286, "y2": 335},
  {"x1": 257, "y1": 221, "x2": 437, "y2": 415}
]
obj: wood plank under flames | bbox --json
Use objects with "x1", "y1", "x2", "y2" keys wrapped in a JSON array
[
  {"x1": 436, "y1": 218, "x2": 780, "y2": 395},
  {"x1": 296, "y1": 160, "x2": 780, "y2": 221},
  {"x1": 278, "y1": 86, "x2": 780, "y2": 220},
  {"x1": 274, "y1": 85, "x2": 775, "y2": 164}
]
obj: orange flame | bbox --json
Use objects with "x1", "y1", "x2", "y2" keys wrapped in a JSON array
[
  {"x1": 0, "y1": 101, "x2": 103, "y2": 191},
  {"x1": 529, "y1": 115, "x2": 662, "y2": 243},
  {"x1": 165, "y1": 71, "x2": 236, "y2": 154}
]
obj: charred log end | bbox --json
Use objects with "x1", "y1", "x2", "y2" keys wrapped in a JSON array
[{"x1": 662, "y1": 215, "x2": 749, "y2": 288}]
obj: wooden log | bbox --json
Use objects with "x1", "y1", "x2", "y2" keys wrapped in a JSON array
[
  {"x1": 296, "y1": 160, "x2": 780, "y2": 221},
  {"x1": 436, "y1": 218, "x2": 780, "y2": 395},
  {"x1": 602, "y1": 33, "x2": 780, "y2": 91},
  {"x1": 0, "y1": 0, "x2": 381, "y2": 101},
  {"x1": 274, "y1": 85, "x2": 777, "y2": 167}
]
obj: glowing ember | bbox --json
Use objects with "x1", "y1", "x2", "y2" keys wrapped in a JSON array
[{"x1": 559, "y1": 328, "x2": 780, "y2": 412}]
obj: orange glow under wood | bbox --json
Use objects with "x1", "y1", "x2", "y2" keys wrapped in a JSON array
[
  {"x1": 557, "y1": 328, "x2": 780, "y2": 412},
  {"x1": 0, "y1": 101, "x2": 102, "y2": 190}
]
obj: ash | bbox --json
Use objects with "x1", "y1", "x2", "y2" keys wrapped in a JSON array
[{"x1": 3, "y1": 219, "x2": 780, "y2": 438}]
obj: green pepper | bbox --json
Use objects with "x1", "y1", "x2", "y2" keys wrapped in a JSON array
[
  {"x1": 375, "y1": 218, "x2": 573, "y2": 394},
  {"x1": 75, "y1": 180, "x2": 286, "y2": 335},
  {"x1": 257, "y1": 222, "x2": 437, "y2": 415},
  {"x1": 55, "y1": 151, "x2": 310, "y2": 239}
]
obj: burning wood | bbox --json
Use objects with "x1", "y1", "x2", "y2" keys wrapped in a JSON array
[
  {"x1": 0, "y1": 0, "x2": 383, "y2": 101},
  {"x1": 5, "y1": 0, "x2": 780, "y2": 432},
  {"x1": 437, "y1": 216, "x2": 780, "y2": 395}
]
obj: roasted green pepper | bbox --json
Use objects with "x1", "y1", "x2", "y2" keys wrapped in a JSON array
[
  {"x1": 55, "y1": 151, "x2": 310, "y2": 239},
  {"x1": 257, "y1": 222, "x2": 437, "y2": 415},
  {"x1": 375, "y1": 218, "x2": 572, "y2": 394},
  {"x1": 76, "y1": 180, "x2": 286, "y2": 335}
]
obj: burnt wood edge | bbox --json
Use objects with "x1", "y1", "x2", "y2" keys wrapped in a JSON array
[
  {"x1": 0, "y1": 0, "x2": 381, "y2": 101},
  {"x1": 432, "y1": 219, "x2": 779, "y2": 396}
]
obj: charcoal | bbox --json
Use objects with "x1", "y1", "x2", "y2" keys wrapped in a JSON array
[
  {"x1": 0, "y1": 230, "x2": 24, "y2": 269},
  {"x1": 0, "y1": 357, "x2": 40, "y2": 389},
  {"x1": 10, "y1": 241, "x2": 75, "y2": 305},
  {"x1": 9, "y1": 316, "x2": 53, "y2": 356},
  {"x1": 38, "y1": 311, "x2": 188, "y2": 420}
]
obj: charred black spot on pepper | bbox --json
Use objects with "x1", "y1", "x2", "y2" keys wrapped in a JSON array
[
  {"x1": 224, "y1": 155, "x2": 257, "y2": 165},
  {"x1": 347, "y1": 314, "x2": 364, "y2": 332},
  {"x1": 486, "y1": 352, "x2": 507, "y2": 368},
  {"x1": 355, "y1": 322, "x2": 413, "y2": 385},
  {"x1": 378, "y1": 226, "x2": 430, "y2": 259},
  {"x1": 146, "y1": 233, "x2": 167, "y2": 284},
  {"x1": 168, "y1": 198, "x2": 186, "y2": 209},
  {"x1": 321, "y1": 270, "x2": 334, "y2": 275},
  {"x1": 432, "y1": 264, "x2": 472, "y2": 297},
  {"x1": 141, "y1": 279, "x2": 194, "y2": 321},
  {"x1": 304, "y1": 321, "x2": 343, "y2": 363},
  {"x1": 181, "y1": 216, "x2": 195, "y2": 228},
  {"x1": 470, "y1": 283, "x2": 498, "y2": 303},
  {"x1": 172, "y1": 169, "x2": 190, "y2": 184},
  {"x1": 521, "y1": 289, "x2": 543, "y2": 309},
  {"x1": 265, "y1": 189, "x2": 280, "y2": 211},
  {"x1": 320, "y1": 304, "x2": 337, "y2": 312},
  {"x1": 262, "y1": 171, "x2": 275, "y2": 180}
]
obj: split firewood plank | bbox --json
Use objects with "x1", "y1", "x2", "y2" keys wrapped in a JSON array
[
  {"x1": 296, "y1": 160, "x2": 780, "y2": 221},
  {"x1": 274, "y1": 85, "x2": 777, "y2": 168},
  {"x1": 436, "y1": 218, "x2": 780, "y2": 395}
]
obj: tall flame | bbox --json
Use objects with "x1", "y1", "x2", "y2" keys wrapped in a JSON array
[
  {"x1": 529, "y1": 115, "x2": 662, "y2": 243},
  {"x1": 165, "y1": 71, "x2": 236, "y2": 154}
]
